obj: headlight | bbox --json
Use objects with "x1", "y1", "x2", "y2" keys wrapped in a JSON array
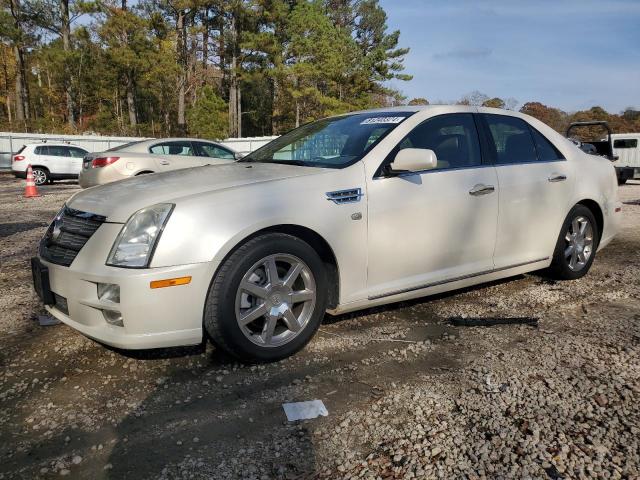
[{"x1": 106, "y1": 204, "x2": 174, "y2": 268}]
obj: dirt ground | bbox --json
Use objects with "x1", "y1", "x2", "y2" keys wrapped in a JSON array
[{"x1": 0, "y1": 172, "x2": 639, "y2": 480}]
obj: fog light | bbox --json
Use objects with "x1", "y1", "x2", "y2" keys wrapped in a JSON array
[
  {"x1": 102, "y1": 309, "x2": 123, "y2": 327},
  {"x1": 98, "y1": 283, "x2": 120, "y2": 303}
]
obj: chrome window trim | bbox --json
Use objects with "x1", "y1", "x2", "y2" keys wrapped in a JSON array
[{"x1": 374, "y1": 163, "x2": 494, "y2": 180}]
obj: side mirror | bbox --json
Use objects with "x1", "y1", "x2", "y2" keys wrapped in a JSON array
[
  {"x1": 389, "y1": 148, "x2": 437, "y2": 173},
  {"x1": 234, "y1": 152, "x2": 246, "y2": 160}
]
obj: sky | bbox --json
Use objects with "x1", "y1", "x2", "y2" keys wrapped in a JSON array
[{"x1": 378, "y1": 0, "x2": 640, "y2": 113}]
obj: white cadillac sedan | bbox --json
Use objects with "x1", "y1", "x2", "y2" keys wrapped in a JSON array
[{"x1": 31, "y1": 106, "x2": 621, "y2": 361}]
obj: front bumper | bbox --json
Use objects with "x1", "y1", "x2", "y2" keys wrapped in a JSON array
[{"x1": 36, "y1": 227, "x2": 218, "y2": 349}]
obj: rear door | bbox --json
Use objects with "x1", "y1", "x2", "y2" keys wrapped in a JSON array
[
  {"x1": 149, "y1": 141, "x2": 203, "y2": 171},
  {"x1": 481, "y1": 113, "x2": 574, "y2": 269}
]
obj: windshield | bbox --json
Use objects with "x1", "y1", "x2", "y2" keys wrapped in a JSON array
[{"x1": 241, "y1": 112, "x2": 414, "y2": 168}]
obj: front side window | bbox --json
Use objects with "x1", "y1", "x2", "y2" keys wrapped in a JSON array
[
  {"x1": 484, "y1": 115, "x2": 537, "y2": 164},
  {"x1": 614, "y1": 139, "x2": 638, "y2": 149},
  {"x1": 241, "y1": 112, "x2": 414, "y2": 169},
  {"x1": 392, "y1": 113, "x2": 482, "y2": 170},
  {"x1": 150, "y1": 141, "x2": 194, "y2": 156},
  {"x1": 194, "y1": 142, "x2": 235, "y2": 159}
]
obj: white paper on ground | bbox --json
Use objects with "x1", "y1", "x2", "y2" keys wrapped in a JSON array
[
  {"x1": 282, "y1": 400, "x2": 328, "y2": 421},
  {"x1": 38, "y1": 315, "x2": 61, "y2": 326}
]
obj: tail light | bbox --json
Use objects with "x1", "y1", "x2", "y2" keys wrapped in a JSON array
[
  {"x1": 13, "y1": 155, "x2": 25, "y2": 162},
  {"x1": 91, "y1": 157, "x2": 120, "y2": 168}
]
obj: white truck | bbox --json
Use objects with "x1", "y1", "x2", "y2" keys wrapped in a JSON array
[{"x1": 611, "y1": 133, "x2": 640, "y2": 184}]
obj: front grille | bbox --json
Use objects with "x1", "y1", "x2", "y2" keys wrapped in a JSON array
[{"x1": 39, "y1": 206, "x2": 106, "y2": 267}]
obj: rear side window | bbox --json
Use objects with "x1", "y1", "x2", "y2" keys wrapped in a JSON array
[
  {"x1": 34, "y1": 146, "x2": 49, "y2": 155},
  {"x1": 614, "y1": 139, "x2": 638, "y2": 149},
  {"x1": 194, "y1": 142, "x2": 235, "y2": 159},
  {"x1": 484, "y1": 115, "x2": 537, "y2": 164},
  {"x1": 394, "y1": 113, "x2": 482, "y2": 170},
  {"x1": 530, "y1": 128, "x2": 564, "y2": 161},
  {"x1": 150, "y1": 141, "x2": 195, "y2": 156}
]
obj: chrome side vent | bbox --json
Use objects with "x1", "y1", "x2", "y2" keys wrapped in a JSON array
[{"x1": 326, "y1": 188, "x2": 364, "y2": 204}]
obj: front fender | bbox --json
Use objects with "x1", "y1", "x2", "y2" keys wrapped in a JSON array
[{"x1": 150, "y1": 164, "x2": 370, "y2": 305}]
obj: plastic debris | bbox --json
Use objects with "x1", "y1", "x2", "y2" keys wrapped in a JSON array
[
  {"x1": 282, "y1": 400, "x2": 328, "y2": 421},
  {"x1": 38, "y1": 315, "x2": 61, "y2": 326}
]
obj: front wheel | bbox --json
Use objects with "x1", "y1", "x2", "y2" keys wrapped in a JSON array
[
  {"x1": 204, "y1": 233, "x2": 328, "y2": 362},
  {"x1": 548, "y1": 205, "x2": 599, "y2": 280}
]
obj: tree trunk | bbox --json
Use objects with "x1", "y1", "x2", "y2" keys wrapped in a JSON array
[
  {"x1": 126, "y1": 71, "x2": 137, "y2": 128},
  {"x1": 227, "y1": 9, "x2": 240, "y2": 137},
  {"x1": 13, "y1": 45, "x2": 28, "y2": 125},
  {"x1": 61, "y1": 0, "x2": 76, "y2": 130},
  {"x1": 10, "y1": 0, "x2": 29, "y2": 126},
  {"x1": 1, "y1": 47, "x2": 12, "y2": 125},
  {"x1": 202, "y1": 8, "x2": 209, "y2": 75},
  {"x1": 176, "y1": 9, "x2": 186, "y2": 134}
]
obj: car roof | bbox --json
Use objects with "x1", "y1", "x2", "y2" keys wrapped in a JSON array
[
  {"x1": 109, "y1": 138, "x2": 235, "y2": 154},
  {"x1": 25, "y1": 142, "x2": 85, "y2": 148}
]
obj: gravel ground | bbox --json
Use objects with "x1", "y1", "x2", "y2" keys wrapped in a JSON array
[{"x1": 0, "y1": 173, "x2": 639, "y2": 480}]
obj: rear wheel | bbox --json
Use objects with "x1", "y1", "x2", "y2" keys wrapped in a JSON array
[
  {"x1": 204, "y1": 233, "x2": 328, "y2": 362},
  {"x1": 549, "y1": 205, "x2": 599, "y2": 280},
  {"x1": 31, "y1": 167, "x2": 49, "y2": 186}
]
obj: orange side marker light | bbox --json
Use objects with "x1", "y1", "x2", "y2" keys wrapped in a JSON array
[{"x1": 150, "y1": 276, "x2": 192, "y2": 289}]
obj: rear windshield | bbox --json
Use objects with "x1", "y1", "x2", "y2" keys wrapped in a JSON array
[
  {"x1": 106, "y1": 141, "x2": 146, "y2": 152},
  {"x1": 15, "y1": 145, "x2": 26, "y2": 154}
]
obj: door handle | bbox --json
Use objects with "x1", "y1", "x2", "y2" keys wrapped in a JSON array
[
  {"x1": 469, "y1": 184, "x2": 495, "y2": 196},
  {"x1": 159, "y1": 160, "x2": 170, "y2": 166},
  {"x1": 548, "y1": 173, "x2": 567, "y2": 182}
]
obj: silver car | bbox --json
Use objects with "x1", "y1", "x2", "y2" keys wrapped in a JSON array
[{"x1": 79, "y1": 138, "x2": 239, "y2": 188}]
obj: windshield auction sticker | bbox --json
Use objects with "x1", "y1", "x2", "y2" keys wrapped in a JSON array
[{"x1": 360, "y1": 117, "x2": 405, "y2": 125}]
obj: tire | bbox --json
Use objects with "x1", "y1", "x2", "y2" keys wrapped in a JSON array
[
  {"x1": 31, "y1": 167, "x2": 49, "y2": 186},
  {"x1": 548, "y1": 205, "x2": 599, "y2": 280},
  {"x1": 204, "y1": 233, "x2": 328, "y2": 362},
  {"x1": 618, "y1": 178, "x2": 627, "y2": 186}
]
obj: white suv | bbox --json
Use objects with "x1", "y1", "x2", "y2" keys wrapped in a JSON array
[{"x1": 11, "y1": 143, "x2": 89, "y2": 185}]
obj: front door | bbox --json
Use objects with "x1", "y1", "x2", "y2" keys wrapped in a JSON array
[
  {"x1": 366, "y1": 113, "x2": 499, "y2": 299},
  {"x1": 480, "y1": 113, "x2": 574, "y2": 268}
]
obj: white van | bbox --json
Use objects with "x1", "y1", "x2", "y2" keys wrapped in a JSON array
[
  {"x1": 11, "y1": 143, "x2": 89, "y2": 185},
  {"x1": 611, "y1": 133, "x2": 640, "y2": 184}
]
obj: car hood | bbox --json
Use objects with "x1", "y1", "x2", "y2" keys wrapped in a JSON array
[{"x1": 68, "y1": 162, "x2": 326, "y2": 222}]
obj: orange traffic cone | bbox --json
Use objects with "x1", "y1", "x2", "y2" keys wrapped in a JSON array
[{"x1": 24, "y1": 165, "x2": 41, "y2": 198}]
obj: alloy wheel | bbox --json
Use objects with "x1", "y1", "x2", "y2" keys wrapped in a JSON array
[
  {"x1": 235, "y1": 254, "x2": 316, "y2": 347},
  {"x1": 32, "y1": 170, "x2": 47, "y2": 186},
  {"x1": 564, "y1": 215, "x2": 594, "y2": 271}
]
